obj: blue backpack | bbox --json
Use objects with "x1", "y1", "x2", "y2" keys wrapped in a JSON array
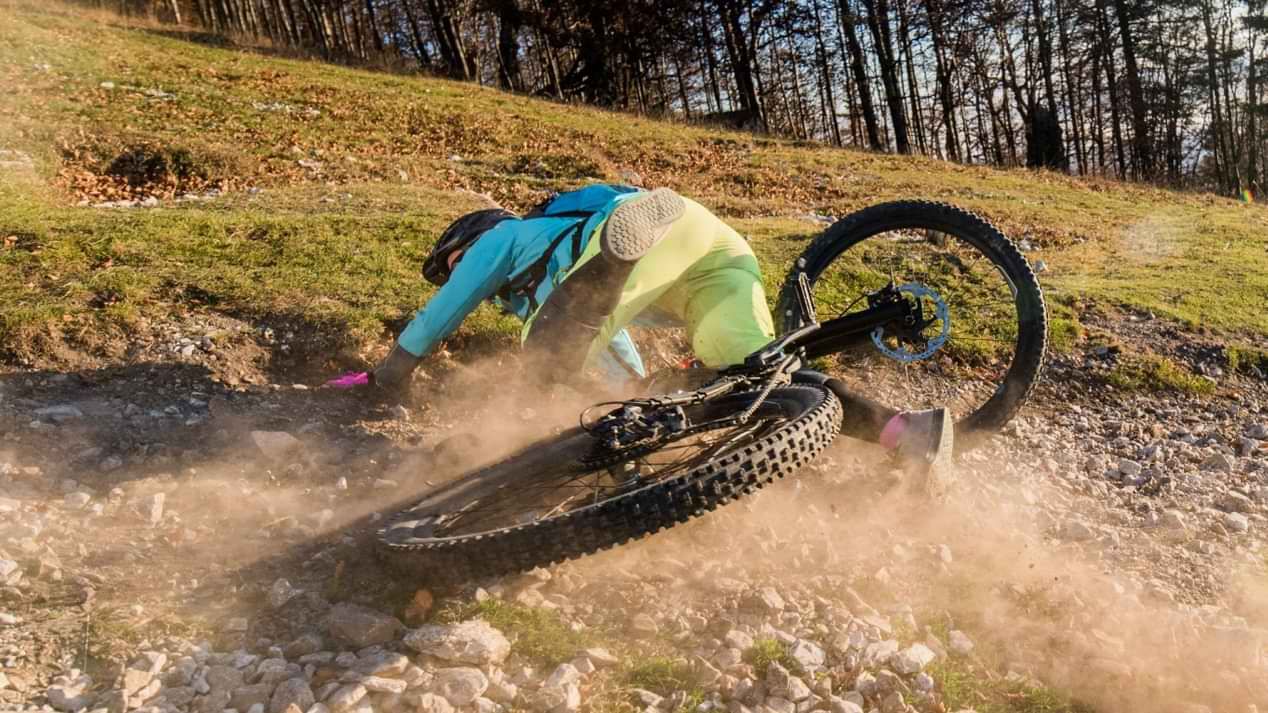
[
  {"x1": 496, "y1": 184, "x2": 640, "y2": 310},
  {"x1": 527, "y1": 184, "x2": 640, "y2": 217}
]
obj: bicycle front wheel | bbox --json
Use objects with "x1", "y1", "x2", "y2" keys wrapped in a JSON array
[
  {"x1": 377, "y1": 385, "x2": 840, "y2": 584},
  {"x1": 775, "y1": 201, "x2": 1047, "y2": 449}
]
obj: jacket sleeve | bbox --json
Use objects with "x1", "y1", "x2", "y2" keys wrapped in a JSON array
[{"x1": 396, "y1": 223, "x2": 517, "y2": 358}]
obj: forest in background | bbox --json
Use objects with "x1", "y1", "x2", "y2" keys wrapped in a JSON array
[{"x1": 83, "y1": 0, "x2": 1268, "y2": 198}]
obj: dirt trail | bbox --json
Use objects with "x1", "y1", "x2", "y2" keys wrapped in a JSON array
[{"x1": 1, "y1": 314, "x2": 1266, "y2": 713}]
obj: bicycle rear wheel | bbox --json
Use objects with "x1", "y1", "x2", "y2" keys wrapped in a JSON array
[
  {"x1": 775, "y1": 201, "x2": 1047, "y2": 449},
  {"x1": 377, "y1": 385, "x2": 840, "y2": 583}
]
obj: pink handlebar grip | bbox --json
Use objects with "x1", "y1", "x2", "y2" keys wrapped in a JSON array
[{"x1": 326, "y1": 371, "x2": 370, "y2": 389}]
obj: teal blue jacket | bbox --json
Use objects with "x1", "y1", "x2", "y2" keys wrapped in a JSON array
[{"x1": 398, "y1": 186, "x2": 646, "y2": 379}]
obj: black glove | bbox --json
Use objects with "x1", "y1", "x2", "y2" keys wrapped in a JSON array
[{"x1": 373, "y1": 344, "x2": 423, "y2": 391}]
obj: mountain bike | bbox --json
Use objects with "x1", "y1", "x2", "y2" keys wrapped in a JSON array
[{"x1": 376, "y1": 201, "x2": 1047, "y2": 582}]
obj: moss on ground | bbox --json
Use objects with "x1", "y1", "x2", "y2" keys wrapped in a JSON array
[
  {"x1": 1106, "y1": 353, "x2": 1216, "y2": 395},
  {"x1": 1227, "y1": 345, "x2": 1268, "y2": 376}
]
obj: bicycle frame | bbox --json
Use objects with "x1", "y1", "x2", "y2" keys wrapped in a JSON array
[
  {"x1": 619, "y1": 280, "x2": 915, "y2": 414},
  {"x1": 743, "y1": 275, "x2": 916, "y2": 369}
]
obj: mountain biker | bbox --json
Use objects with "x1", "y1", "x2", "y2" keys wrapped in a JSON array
[{"x1": 330, "y1": 184, "x2": 953, "y2": 483}]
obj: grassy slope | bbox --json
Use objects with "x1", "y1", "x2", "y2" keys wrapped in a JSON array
[{"x1": 2, "y1": 2, "x2": 1267, "y2": 367}]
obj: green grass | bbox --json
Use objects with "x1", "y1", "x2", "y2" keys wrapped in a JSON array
[
  {"x1": 911, "y1": 592, "x2": 1097, "y2": 713},
  {"x1": 620, "y1": 656, "x2": 707, "y2": 712},
  {"x1": 85, "y1": 605, "x2": 208, "y2": 667},
  {"x1": 622, "y1": 655, "x2": 694, "y2": 691},
  {"x1": 744, "y1": 637, "x2": 801, "y2": 674},
  {"x1": 1106, "y1": 353, "x2": 1216, "y2": 395},
  {"x1": 435, "y1": 598, "x2": 598, "y2": 668},
  {"x1": 1227, "y1": 344, "x2": 1268, "y2": 376},
  {"x1": 2, "y1": 2, "x2": 1267, "y2": 364},
  {"x1": 929, "y1": 659, "x2": 1094, "y2": 713}
]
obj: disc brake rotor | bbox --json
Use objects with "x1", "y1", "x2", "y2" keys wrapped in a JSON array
[{"x1": 870, "y1": 283, "x2": 951, "y2": 363}]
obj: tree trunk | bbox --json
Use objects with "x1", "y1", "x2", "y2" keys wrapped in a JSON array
[
  {"x1": 673, "y1": 52, "x2": 693, "y2": 118},
  {"x1": 1089, "y1": 26, "x2": 1106, "y2": 173},
  {"x1": 1030, "y1": 0, "x2": 1058, "y2": 114},
  {"x1": 426, "y1": 0, "x2": 469, "y2": 78},
  {"x1": 1249, "y1": 11, "x2": 1261, "y2": 193},
  {"x1": 1110, "y1": 0, "x2": 1151, "y2": 179},
  {"x1": 493, "y1": 0, "x2": 521, "y2": 90},
  {"x1": 837, "y1": 0, "x2": 882, "y2": 149},
  {"x1": 925, "y1": 0, "x2": 959, "y2": 161},
  {"x1": 1200, "y1": 0, "x2": 1232, "y2": 191},
  {"x1": 718, "y1": 0, "x2": 763, "y2": 126},
  {"x1": 400, "y1": 0, "x2": 431, "y2": 65},
  {"x1": 699, "y1": 0, "x2": 725, "y2": 112},
  {"x1": 1102, "y1": 25, "x2": 1126, "y2": 178},
  {"x1": 364, "y1": 0, "x2": 382, "y2": 53},
  {"x1": 861, "y1": 0, "x2": 909, "y2": 152},
  {"x1": 1219, "y1": 7, "x2": 1243, "y2": 188},
  {"x1": 896, "y1": 0, "x2": 926, "y2": 154},
  {"x1": 811, "y1": 0, "x2": 842, "y2": 145},
  {"x1": 1055, "y1": 0, "x2": 1085, "y2": 174}
]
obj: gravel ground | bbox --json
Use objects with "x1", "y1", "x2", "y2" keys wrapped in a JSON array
[{"x1": 2, "y1": 318, "x2": 1267, "y2": 713}]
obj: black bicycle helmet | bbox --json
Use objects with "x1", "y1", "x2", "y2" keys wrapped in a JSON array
[{"x1": 423, "y1": 208, "x2": 517, "y2": 286}]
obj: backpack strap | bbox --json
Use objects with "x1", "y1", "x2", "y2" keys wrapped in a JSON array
[{"x1": 497, "y1": 212, "x2": 594, "y2": 312}]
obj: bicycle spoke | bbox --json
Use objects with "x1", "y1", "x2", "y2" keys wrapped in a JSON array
[
  {"x1": 808, "y1": 224, "x2": 1025, "y2": 423},
  {"x1": 417, "y1": 415, "x2": 781, "y2": 538}
]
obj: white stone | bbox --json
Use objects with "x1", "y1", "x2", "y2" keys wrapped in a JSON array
[
  {"x1": 362, "y1": 676, "x2": 407, "y2": 694},
  {"x1": 327, "y1": 603, "x2": 402, "y2": 647},
  {"x1": 1223, "y1": 511, "x2": 1251, "y2": 533},
  {"x1": 542, "y1": 663, "x2": 580, "y2": 690},
  {"x1": 326, "y1": 683, "x2": 366, "y2": 713},
  {"x1": 948, "y1": 630, "x2": 974, "y2": 656},
  {"x1": 251, "y1": 431, "x2": 302, "y2": 459},
  {"x1": 789, "y1": 640, "x2": 825, "y2": 671},
  {"x1": 36, "y1": 404, "x2": 84, "y2": 421},
  {"x1": 147, "y1": 492, "x2": 165, "y2": 525},
  {"x1": 582, "y1": 648, "x2": 619, "y2": 667},
  {"x1": 828, "y1": 698, "x2": 863, "y2": 713},
  {"x1": 47, "y1": 672, "x2": 94, "y2": 712},
  {"x1": 434, "y1": 667, "x2": 488, "y2": 707},
  {"x1": 724, "y1": 630, "x2": 754, "y2": 651},
  {"x1": 630, "y1": 689, "x2": 663, "y2": 708},
  {"x1": 413, "y1": 693, "x2": 454, "y2": 713},
  {"x1": 270, "y1": 678, "x2": 315, "y2": 713},
  {"x1": 765, "y1": 697, "x2": 795, "y2": 713},
  {"x1": 749, "y1": 588, "x2": 785, "y2": 612},
  {"x1": 893, "y1": 643, "x2": 936, "y2": 674},
  {"x1": 403, "y1": 620, "x2": 511, "y2": 665},
  {"x1": 269, "y1": 579, "x2": 301, "y2": 608}
]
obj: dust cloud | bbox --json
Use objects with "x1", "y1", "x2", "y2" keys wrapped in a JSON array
[
  {"x1": 11, "y1": 354, "x2": 1265, "y2": 711},
  {"x1": 199, "y1": 359, "x2": 1268, "y2": 711},
  {"x1": 559, "y1": 434, "x2": 1268, "y2": 711}
]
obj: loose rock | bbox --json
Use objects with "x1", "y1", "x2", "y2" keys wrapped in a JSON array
[
  {"x1": 404, "y1": 620, "x2": 511, "y2": 665},
  {"x1": 434, "y1": 668, "x2": 489, "y2": 707},
  {"x1": 327, "y1": 603, "x2": 403, "y2": 647}
]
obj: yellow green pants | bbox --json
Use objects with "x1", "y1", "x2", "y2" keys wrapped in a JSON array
[{"x1": 522, "y1": 197, "x2": 776, "y2": 369}]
